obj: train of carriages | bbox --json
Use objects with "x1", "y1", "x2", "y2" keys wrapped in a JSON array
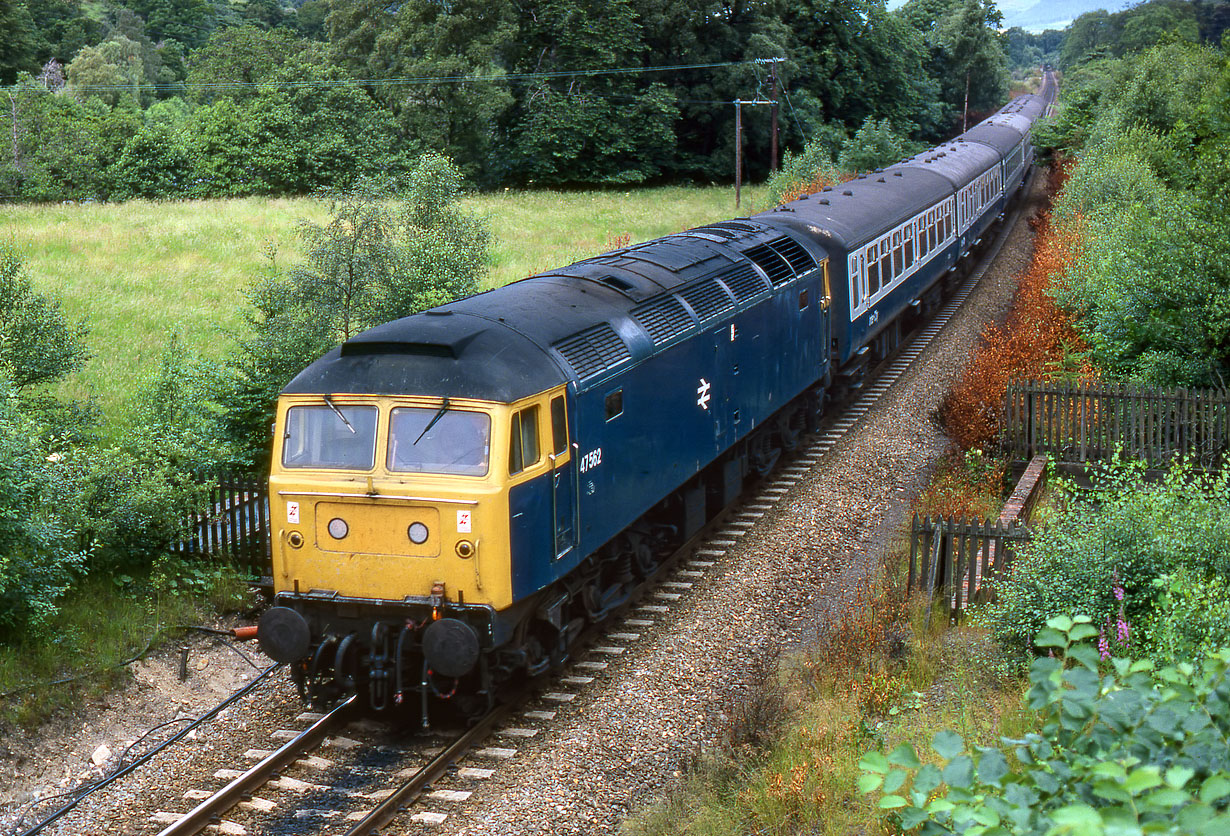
[{"x1": 256, "y1": 82, "x2": 1053, "y2": 726}]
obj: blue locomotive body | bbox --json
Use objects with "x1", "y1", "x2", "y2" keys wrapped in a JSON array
[{"x1": 258, "y1": 89, "x2": 1051, "y2": 722}]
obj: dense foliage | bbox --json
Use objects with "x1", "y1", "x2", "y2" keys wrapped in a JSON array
[
  {"x1": 861, "y1": 616, "x2": 1230, "y2": 835},
  {"x1": 1037, "y1": 27, "x2": 1230, "y2": 388},
  {"x1": 977, "y1": 462, "x2": 1230, "y2": 664},
  {"x1": 1, "y1": 0, "x2": 1022, "y2": 199}
]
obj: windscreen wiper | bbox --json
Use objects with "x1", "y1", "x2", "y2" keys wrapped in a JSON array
[
  {"x1": 414, "y1": 397, "x2": 450, "y2": 445},
  {"x1": 322, "y1": 394, "x2": 356, "y2": 434}
]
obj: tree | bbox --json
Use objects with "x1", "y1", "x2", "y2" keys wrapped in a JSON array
[
  {"x1": 935, "y1": 0, "x2": 1007, "y2": 131},
  {"x1": 0, "y1": 244, "x2": 88, "y2": 389},
  {"x1": 185, "y1": 26, "x2": 313, "y2": 103},
  {"x1": 328, "y1": 0, "x2": 517, "y2": 180},
  {"x1": 224, "y1": 154, "x2": 490, "y2": 465},
  {"x1": 0, "y1": 0, "x2": 37, "y2": 84},
  {"x1": 497, "y1": 0, "x2": 678, "y2": 185}
]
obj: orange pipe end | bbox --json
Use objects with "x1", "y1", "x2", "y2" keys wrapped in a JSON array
[{"x1": 233, "y1": 625, "x2": 259, "y2": 641}]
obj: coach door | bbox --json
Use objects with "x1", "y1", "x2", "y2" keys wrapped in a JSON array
[{"x1": 548, "y1": 394, "x2": 576, "y2": 558}]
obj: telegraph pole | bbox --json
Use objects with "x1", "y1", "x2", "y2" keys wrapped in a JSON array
[
  {"x1": 735, "y1": 100, "x2": 743, "y2": 208},
  {"x1": 735, "y1": 58, "x2": 787, "y2": 208},
  {"x1": 769, "y1": 58, "x2": 779, "y2": 173}
]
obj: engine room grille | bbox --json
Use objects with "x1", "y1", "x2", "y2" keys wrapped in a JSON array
[
  {"x1": 552, "y1": 324, "x2": 631, "y2": 380},
  {"x1": 742, "y1": 243, "x2": 793, "y2": 286},
  {"x1": 719, "y1": 264, "x2": 770, "y2": 303},
  {"x1": 694, "y1": 221, "x2": 759, "y2": 239},
  {"x1": 768, "y1": 236, "x2": 816, "y2": 275},
  {"x1": 631, "y1": 294, "x2": 694, "y2": 345},
  {"x1": 677, "y1": 278, "x2": 735, "y2": 322},
  {"x1": 742, "y1": 237, "x2": 815, "y2": 286}
]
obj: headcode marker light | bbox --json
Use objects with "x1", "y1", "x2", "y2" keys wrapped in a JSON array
[
  {"x1": 328, "y1": 518, "x2": 349, "y2": 539},
  {"x1": 408, "y1": 522, "x2": 429, "y2": 544}
]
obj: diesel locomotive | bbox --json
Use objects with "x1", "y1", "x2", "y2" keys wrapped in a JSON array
[{"x1": 256, "y1": 82, "x2": 1053, "y2": 725}]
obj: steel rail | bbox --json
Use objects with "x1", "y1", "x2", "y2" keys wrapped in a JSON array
[
  {"x1": 341, "y1": 701, "x2": 516, "y2": 836},
  {"x1": 153, "y1": 694, "x2": 360, "y2": 836}
]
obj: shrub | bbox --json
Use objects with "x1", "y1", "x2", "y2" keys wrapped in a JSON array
[
  {"x1": 766, "y1": 126, "x2": 847, "y2": 205},
  {"x1": 837, "y1": 117, "x2": 924, "y2": 174},
  {"x1": 977, "y1": 461, "x2": 1230, "y2": 657},
  {"x1": 860, "y1": 615, "x2": 1230, "y2": 835},
  {"x1": 0, "y1": 379, "x2": 90, "y2": 635}
]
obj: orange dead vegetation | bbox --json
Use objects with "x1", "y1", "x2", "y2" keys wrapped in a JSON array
[{"x1": 939, "y1": 161, "x2": 1095, "y2": 451}]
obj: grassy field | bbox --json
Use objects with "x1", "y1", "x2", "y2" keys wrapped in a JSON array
[{"x1": 0, "y1": 184, "x2": 765, "y2": 419}]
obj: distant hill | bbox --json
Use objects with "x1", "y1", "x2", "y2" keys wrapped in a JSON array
[
  {"x1": 1003, "y1": 0, "x2": 1132, "y2": 31},
  {"x1": 886, "y1": 0, "x2": 1134, "y2": 33}
]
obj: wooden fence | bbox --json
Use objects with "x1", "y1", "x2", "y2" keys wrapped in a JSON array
[
  {"x1": 908, "y1": 515, "x2": 1032, "y2": 618},
  {"x1": 177, "y1": 472, "x2": 271, "y2": 582},
  {"x1": 1002, "y1": 380, "x2": 1230, "y2": 468}
]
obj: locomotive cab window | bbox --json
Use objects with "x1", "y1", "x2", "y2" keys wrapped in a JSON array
[
  {"x1": 509, "y1": 405, "x2": 540, "y2": 475},
  {"x1": 282, "y1": 403, "x2": 378, "y2": 470},
  {"x1": 798, "y1": 289, "x2": 809, "y2": 310},
  {"x1": 550, "y1": 396, "x2": 568, "y2": 456},
  {"x1": 604, "y1": 388, "x2": 623, "y2": 421},
  {"x1": 387, "y1": 406, "x2": 490, "y2": 476}
]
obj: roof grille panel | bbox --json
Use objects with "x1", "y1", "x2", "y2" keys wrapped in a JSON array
[
  {"x1": 693, "y1": 221, "x2": 759, "y2": 239},
  {"x1": 741, "y1": 243, "x2": 793, "y2": 286},
  {"x1": 767, "y1": 237, "x2": 815, "y2": 276},
  {"x1": 631, "y1": 294, "x2": 695, "y2": 345},
  {"x1": 552, "y1": 324, "x2": 631, "y2": 380},
  {"x1": 677, "y1": 278, "x2": 735, "y2": 321},
  {"x1": 719, "y1": 264, "x2": 770, "y2": 303}
]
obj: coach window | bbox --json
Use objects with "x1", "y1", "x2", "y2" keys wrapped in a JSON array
[
  {"x1": 892, "y1": 231, "x2": 903, "y2": 277},
  {"x1": 550, "y1": 396, "x2": 568, "y2": 456},
  {"x1": 604, "y1": 388, "x2": 623, "y2": 421},
  {"x1": 905, "y1": 225, "x2": 915, "y2": 267},
  {"x1": 865, "y1": 246, "x2": 878, "y2": 296},
  {"x1": 509, "y1": 405, "x2": 540, "y2": 475},
  {"x1": 879, "y1": 241, "x2": 891, "y2": 290}
]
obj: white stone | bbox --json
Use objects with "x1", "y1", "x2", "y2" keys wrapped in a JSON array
[
  {"x1": 457, "y1": 767, "x2": 495, "y2": 779},
  {"x1": 474, "y1": 747, "x2": 517, "y2": 759},
  {"x1": 428, "y1": 789, "x2": 472, "y2": 802},
  {"x1": 496, "y1": 727, "x2": 539, "y2": 738},
  {"x1": 239, "y1": 797, "x2": 276, "y2": 813},
  {"x1": 411, "y1": 812, "x2": 449, "y2": 824},
  {"x1": 90, "y1": 744, "x2": 111, "y2": 766}
]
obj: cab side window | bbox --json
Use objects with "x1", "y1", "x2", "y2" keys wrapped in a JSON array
[
  {"x1": 509, "y1": 405, "x2": 540, "y2": 474},
  {"x1": 550, "y1": 396, "x2": 568, "y2": 456}
]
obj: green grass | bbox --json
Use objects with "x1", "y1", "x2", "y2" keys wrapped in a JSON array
[
  {"x1": 0, "y1": 184, "x2": 763, "y2": 421},
  {"x1": 0, "y1": 566, "x2": 250, "y2": 729}
]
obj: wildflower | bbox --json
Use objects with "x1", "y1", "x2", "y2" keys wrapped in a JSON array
[{"x1": 1117, "y1": 618, "x2": 1130, "y2": 645}]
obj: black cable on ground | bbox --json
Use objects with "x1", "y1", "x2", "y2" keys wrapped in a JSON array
[{"x1": 8, "y1": 663, "x2": 281, "y2": 836}]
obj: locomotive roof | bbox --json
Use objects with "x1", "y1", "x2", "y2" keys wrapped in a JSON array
[
  {"x1": 761, "y1": 167, "x2": 953, "y2": 253},
  {"x1": 887, "y1": 139, "x2": 1001, "y2": 190},
  {"x1": 283, "y1": 220, "x2": 826, "y2": 401}
]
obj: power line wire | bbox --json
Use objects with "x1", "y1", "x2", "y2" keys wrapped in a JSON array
[{"x1": 21, "y1": 59, "x2": 758, "y2": 94}]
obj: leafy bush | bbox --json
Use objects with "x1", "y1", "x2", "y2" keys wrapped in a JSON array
[
  {"x1": 765, "y1": 126, "x2": 847, "y2": 205},
  {"x1": 1139, "y1": 570, "x2": 1230, "y2": 666},
  {"x1": 977, "y1": 461, "x2": 1230, "y2": 657},
  {"x1": 837, "y1": 117, "x2": 925, "y2": 174},
  {"x1": 860, "y1": 615, "x2": 1230, "y2": 835}
]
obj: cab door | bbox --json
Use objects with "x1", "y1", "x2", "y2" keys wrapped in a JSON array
[{"x1": 548, "y1": 394, "x2": 576, "y2": 558}]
